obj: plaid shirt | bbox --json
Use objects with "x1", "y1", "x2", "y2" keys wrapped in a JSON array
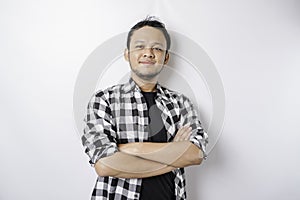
[{"x1": 82, "y1": 78, "x2": 208, "y2": 200}]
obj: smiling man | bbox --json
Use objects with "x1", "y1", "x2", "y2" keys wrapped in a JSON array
[
  {"x1": 125, "y1": 25, "x2": 168, "y2": 83},
  {"x1": 82, "y1": 17, "x2": 208, "y2": 200}
]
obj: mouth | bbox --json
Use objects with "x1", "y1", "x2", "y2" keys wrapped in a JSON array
[{"x1": 139, "y1": 60, "x2": 155, "y2": 65}]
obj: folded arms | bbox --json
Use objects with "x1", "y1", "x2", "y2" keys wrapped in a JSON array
[{"x1": 95, "y1": 127, "x2": 204, "y2": 178}]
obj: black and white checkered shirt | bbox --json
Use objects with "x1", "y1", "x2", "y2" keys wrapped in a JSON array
[{"x1": 82, "y1": 78, "x2": 208, "y2": 200}]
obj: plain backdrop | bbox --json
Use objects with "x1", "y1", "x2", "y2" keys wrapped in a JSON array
[{"x1": 1, "y1": 0, "x2": 300, "y2": 199}]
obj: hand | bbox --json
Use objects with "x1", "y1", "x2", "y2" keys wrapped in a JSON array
[{"x1": 173, "y1": 125, "x2": 192, "y2": 142}]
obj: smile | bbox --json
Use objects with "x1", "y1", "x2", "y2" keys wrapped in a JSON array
[{"x1": 139, "y1": 61, "x2": 155, "y2": 65}]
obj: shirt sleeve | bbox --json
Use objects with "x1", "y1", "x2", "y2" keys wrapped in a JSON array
[
  {"x1": 179, "y1": 95, "x2": 208, "y2": 158},
  {"x1": 81, "y1": 91, "x2": 118, "y2": 166}
]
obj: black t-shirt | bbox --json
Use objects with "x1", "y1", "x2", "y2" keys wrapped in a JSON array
[{"x1": 140, "y1": 91, "x2": 175, "y2": 200}]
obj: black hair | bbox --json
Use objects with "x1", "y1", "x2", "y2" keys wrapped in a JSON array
[{"x1": 126, "y1": 16, "x2": 171, "y2": 51}]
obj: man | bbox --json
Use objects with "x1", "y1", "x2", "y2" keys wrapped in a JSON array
[{"x1": 82, "y1": 17, "x2": 208, "y2": 200}]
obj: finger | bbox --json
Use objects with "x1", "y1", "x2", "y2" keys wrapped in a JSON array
[
  {"x1": 183, "y1": 123, "x2": 190, "y2": 128},
  {"x1": 174, "y1": 125, "x2": 192, "y2": 141},
  {"x1": 177, "y1": 127, "x2": 191, "y2": 141},
  {"x1": 180, "y1": 127, "x2": 192, "y2": 141},
  {"x1": 173, "y1": 136, "x2": 179, "y2": 142},
  {"x1": 184, "y1": 129, "x2": 192, "y2": 140},
  {"x1": 176, "y1": 126, "x2": 188, "y2": 136},
  {"x1": 173, "y1": 126, "x2": 187, "y2": 142}
]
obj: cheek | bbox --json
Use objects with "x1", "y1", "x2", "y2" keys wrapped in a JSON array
[
  {"x1": 129, "y1": 52, "x2": 140, "y2": 60},
  {"x1": 157, "y1": 54, "x2": 166, "y2": 63},
  {"x1": 127, "y1": 55, "x2": 135, "y2": 63}
]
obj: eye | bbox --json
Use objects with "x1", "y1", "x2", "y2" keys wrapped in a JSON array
[
  {"x1": 153, "y1": 47, "x2": 163, "y2": 51},
  {"x1": 135, "y1": 45, "x2": 144, "y2": 49}
]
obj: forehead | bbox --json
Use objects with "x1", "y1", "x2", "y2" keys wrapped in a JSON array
[{"x1": 130, "y1": 26, "x2": 167, "y2": 47}]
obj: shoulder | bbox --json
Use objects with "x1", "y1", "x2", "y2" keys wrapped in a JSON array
[
  {"x1": 91, "y1": 83, "x2": 126, "y2": 104},
  {"x1": 160, "y1": 85, "x2": 191, "y2": 103}
]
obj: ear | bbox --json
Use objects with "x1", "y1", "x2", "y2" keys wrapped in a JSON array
[
  {"x1": 164, "y1": 52, "x2": 170, "y2": 64},
  {"x1": 124, "y1": 49, "x2": 129, "y2": 62}
]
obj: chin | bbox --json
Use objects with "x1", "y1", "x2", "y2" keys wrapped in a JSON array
[{"x1": 137, "y1": 73, "x2": 158, "y2": 80}]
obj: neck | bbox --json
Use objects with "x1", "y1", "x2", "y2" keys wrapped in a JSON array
[{"x1": 131, "y1": 73, "x2": 157, "y2": 92}]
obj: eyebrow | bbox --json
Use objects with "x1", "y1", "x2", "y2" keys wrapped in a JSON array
[{"x1": 133, "y1": 40, "x2": 164, "y2": 46}]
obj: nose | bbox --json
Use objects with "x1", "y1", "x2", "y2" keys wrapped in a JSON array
[{"x1": 143, "y1": 48, "x2": 155, "y2": 58}]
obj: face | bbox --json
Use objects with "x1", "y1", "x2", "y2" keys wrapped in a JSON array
[{"x1": 125, "y1": 26, "x2": 169, "y2": 81}]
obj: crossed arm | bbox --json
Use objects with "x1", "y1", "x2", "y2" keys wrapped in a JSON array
[
  {"x1": 95, "y1": 126, "x2": 204, "y2": 178},
  {"x1": 83, "y1": 93, "x2": 208, "y2": 179}
]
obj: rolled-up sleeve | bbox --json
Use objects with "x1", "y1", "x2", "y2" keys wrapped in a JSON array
[
  {"x1": 180, "y1": 95, "x2": 208, "y2": 158},
  {"x1": 81, "y1": 91, "x2": 118, "y2": 166}
]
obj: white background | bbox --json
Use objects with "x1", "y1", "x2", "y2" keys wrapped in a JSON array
[{"x1": 1, "y1": 0, "x2": 300, "y2": 199}]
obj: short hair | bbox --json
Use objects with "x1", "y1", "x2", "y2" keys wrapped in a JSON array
[{"x1": 126, "y1": 16, "x2": 171, "y2": 51}]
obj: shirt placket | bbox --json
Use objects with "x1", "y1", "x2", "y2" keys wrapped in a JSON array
[{"x1": 134, "y1": 89, "x2": 149, "y2": 142}]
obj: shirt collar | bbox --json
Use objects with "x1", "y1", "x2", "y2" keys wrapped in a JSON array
[
  {"x1": 122, "y1": 78, "x2": 170, "y2": 101},
  {"x1": 122, "y1": 78, "x2": 141, "y2": 93}
]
